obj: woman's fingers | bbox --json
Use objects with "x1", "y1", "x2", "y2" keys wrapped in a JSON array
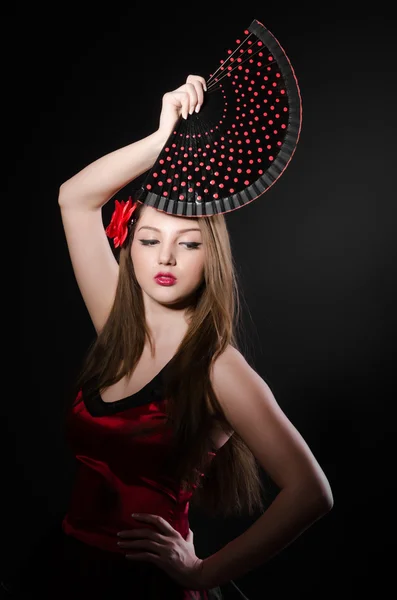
[
  {"x1": 186, "y1": 74, "x2": 207, "y2": 91},
  {"x1": 184, "y1": 82, "x2": 199, "y2": 115},
  {"x1": 172, "y1": 90, "x2": 192, "y2": 120},
  {"x1": 161, "y1": 75, "x2": 207, "y2": 126},
  {"x1": 186, "y1": 74, "x2": 207, "y2": 111},
  {"x1": 173, "y1": 84, "x2": 198, "y2": 117},
  {"x1": 174, "y1": 76, "x2": 206, "y2": 117}
]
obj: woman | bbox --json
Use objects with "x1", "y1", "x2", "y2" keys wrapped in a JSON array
[{"x1": 5, "y1": 75, "x2": 333, "y2": 599}]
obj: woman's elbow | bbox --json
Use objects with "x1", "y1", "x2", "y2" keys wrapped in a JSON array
[
  {"x1": 58, "y1": 181, "x2": 73, "y2": 206},
  {"x1": 317, "y1": 487, "x2": 334, "y2": 514},
  {"x1": 308, "y1": 475, "x2": 334, "y2": 515},
  {"x1": 291, "y1": 471, "x2": 334, "y2": 516}
]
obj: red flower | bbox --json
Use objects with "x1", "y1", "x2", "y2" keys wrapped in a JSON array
[{"x1": 105, "y1": 197, "x2": 138, "y2": 248}]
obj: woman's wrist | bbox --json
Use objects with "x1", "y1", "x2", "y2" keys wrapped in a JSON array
[{"x1": 151, "y1": 127, "x2": 171, "y2": 152}]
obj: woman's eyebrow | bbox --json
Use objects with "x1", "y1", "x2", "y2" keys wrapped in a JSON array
[{"x1": 137, "y1": 226, "x2": 201, "y2": 234}]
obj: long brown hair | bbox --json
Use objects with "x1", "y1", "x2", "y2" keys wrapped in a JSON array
[{"x1": 72, "y1": 201, "x2": 266, "y2": 517}]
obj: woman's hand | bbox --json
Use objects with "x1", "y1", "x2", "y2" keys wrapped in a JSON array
[
  {"x1": 117, "y1": 513, "x2": 207, "y2": 590},
  {"x1": 158, "y1": 74, "x2": 207, "y2": 138}
]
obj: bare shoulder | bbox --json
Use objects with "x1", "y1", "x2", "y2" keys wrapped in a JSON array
[
  {"x1": 210, "y1": 344, "x2": 276, "y2": 423},
  {"x1": 210, "y1": 345, "x2": 333, "y2": 497}
]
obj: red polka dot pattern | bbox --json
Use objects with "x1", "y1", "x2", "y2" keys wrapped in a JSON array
[{"x1": 137, "y1": 19, "x2": 302, "y2": 217}]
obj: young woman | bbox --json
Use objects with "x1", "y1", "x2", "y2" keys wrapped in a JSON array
[{"x1": 5, "y1": 74, "x2": 333, "y2": 599}]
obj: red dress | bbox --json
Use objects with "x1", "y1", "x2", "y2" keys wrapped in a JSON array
[
  {"x1": 1, "y1": 365, "x2": 227, "y2": 598},
  {"x1": 57, "y1": 363, "x2": 222, "y2": 599}
]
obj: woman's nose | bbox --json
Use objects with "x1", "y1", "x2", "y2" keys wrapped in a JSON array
[{"x1": 158, "y1": 246, "x2": 176, "y2": 265}]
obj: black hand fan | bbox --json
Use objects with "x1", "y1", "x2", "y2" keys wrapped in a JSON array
[{"x1": 136, "y1": 19, "x2": 302, "y2": 217}]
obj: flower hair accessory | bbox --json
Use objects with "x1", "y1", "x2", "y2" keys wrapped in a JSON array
[{"x1": 105, "y1": 196, "x2": 138, "y2": 248}]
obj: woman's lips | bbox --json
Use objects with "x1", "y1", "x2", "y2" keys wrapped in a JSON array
[{"x1": 154, "y1": 276, "x2": 177, "y2": 286}]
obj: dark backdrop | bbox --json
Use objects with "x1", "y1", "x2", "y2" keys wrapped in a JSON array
[{"x1": 5, "y1": 5, "x2": 396, "y2": 599}]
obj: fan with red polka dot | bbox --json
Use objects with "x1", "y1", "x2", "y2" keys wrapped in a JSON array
[{"x1": 136, "y1": 19, "x2": 302, "y2": 217}]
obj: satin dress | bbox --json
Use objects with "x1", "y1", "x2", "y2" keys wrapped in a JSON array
[{"x1": 5, "y1": 364, "x2": 223, "y2": 599}]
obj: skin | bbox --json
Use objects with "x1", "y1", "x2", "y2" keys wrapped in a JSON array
[{"x1": 131, "y1": 205, "x2": 205, "y2": 338}]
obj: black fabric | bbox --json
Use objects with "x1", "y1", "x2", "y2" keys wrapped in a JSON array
[
  {"x1": 1, "y1": 527, "x2": 224, "y2": 599},
  {"x1": 81, "y1": 358, "x2": 172, "y2": 417}
]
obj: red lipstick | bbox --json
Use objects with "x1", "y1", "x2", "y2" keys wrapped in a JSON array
[{"x1": 154, "y1": 272, "x2": 177, "y2": 286}]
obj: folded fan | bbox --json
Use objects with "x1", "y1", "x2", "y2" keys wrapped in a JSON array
[{"x1": 136, "y1": 19, "x2": 302, "y2": 217}]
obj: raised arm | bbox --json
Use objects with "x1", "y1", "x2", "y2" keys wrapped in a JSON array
[
  {"x1": 57, "y1": 74, "x2": 206, "y2": 333},
  {"x1": 58, "y1": 132, "x2": 166, "y2": 334}
]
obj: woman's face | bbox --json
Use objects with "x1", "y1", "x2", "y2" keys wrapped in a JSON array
[{"x1": 131, "y1": 206, "x2": 205, "y2": 307}]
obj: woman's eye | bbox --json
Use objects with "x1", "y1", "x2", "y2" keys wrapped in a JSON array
[
  {"x1": 139, "y1": 240, "x2": 201, "y2": 250},
  {"x1": 139, "y1": 240, "x2": 158, "y2": 246},
  {"x1": 183, "y1": 243, "x2": 201, "y2": 250}
]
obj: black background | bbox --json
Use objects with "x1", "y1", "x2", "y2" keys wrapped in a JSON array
[{"x1": 4, "y1": 4, "x2": 397, "y2": 598}]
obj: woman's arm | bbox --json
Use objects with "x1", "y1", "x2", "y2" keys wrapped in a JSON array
[
  {"x1": 58, "y1": 131, "x2": 166, "y2": 210},
  {"x1": 202, "y1": 346, "x2": 334, "y2": 588},
  {"x1": 56, "y1": 75, "x2": 206, "y2": 332},
  {"x1": 201, "y1": 483, "x2": 332, "y2": 588},
  {"x1": 57, "y1": 130, "x2": 169, "y2": 332},
  {"x1": 58, "y1": 74, "x2": 207, "y2": 210}
]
